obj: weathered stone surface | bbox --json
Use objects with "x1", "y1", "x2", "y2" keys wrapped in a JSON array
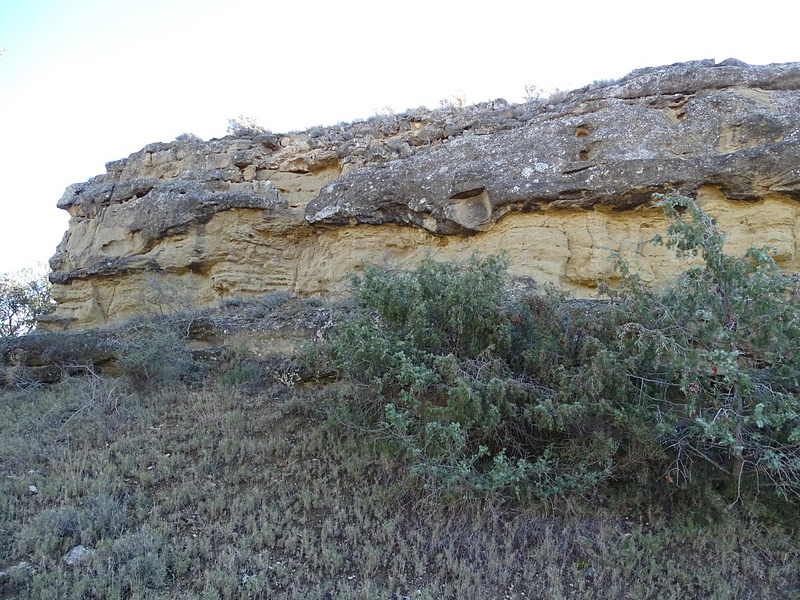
[
  {"x1": 44, "y1": 59, "x2": 800, "y2": 329},
  {"x1": 0, "y1": 328, "x2": 118, "y2": 384},
  {"x1": 2, "y1": 297, "x2": 333, "y2": 386},
  {"x1": 62, "y1": 545, "x2": 94, "y2": 567},
  {"x1": 306, "y1": 61, "x2": 800, "y2": 232}
]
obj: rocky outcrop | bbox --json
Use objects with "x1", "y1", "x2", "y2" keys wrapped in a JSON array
[
  {"x1": 2, "y1": 295, "x2": 331, "y2": 386},
  {"x1": 45, "y1": 59, "x2": 800, "y2": 329}
]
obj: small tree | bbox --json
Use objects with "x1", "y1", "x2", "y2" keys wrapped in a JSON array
[
  {"x1": 614, "y1": 193, "x2": 800, "y2": 500},
  {"x1": 0, "y1": 269, "x2": 55, "y2": 337}
]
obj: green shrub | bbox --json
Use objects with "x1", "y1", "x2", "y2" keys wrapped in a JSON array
[
  {"x1": 217, "y1": 346, "x2": 262, "y2": 387},
  {"x1": 611, "y1": 193, "x2": 800, "y2": 500},
  {"x1": 115, "y1": 321, "x2": 201, "y2": 393},
  {"x1": 355, "y1": 253, "x2": 509, "y2": 358},
  {"x1": 320, "y1": 194, "x2": 800, "y2": 507},
  {"x1": 325, "y1": 254, "x2": 650, "y2": 500}
]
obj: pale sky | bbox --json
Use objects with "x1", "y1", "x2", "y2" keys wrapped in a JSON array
[{"x1": 0, "y1": 0, "x2": 796, "y2": 275}]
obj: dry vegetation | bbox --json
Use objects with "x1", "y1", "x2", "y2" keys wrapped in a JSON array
[
  {"x1": 1, "y1": 374, "x2": 798, "y2": 599},
  {"x1": 2, "y1": 195, "x2": 799, "y2": 598}
]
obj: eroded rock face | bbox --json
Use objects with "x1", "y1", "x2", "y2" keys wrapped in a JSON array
[{"x1": 45, "y1": 59, "x2": 800, "y2": 329}]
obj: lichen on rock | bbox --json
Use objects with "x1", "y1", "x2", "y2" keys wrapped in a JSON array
[{"x1": 43, "y1": 59, "x2": 800, "y2": 330}]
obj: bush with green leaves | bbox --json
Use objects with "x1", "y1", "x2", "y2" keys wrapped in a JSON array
[
  {"x1": 0, "y1": 269, "x2": 55, "y2": 337},
  {"x1": 325, "y1": 255, "x2": 653, "y2": 499},
  {"x1": 326, "y1": 195, "x2": 800, "y2": 505},
  {"x1": 611, "y1": 193, "x2": 800, "y2": 500}
]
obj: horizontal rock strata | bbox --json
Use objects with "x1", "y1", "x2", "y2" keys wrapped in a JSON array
[{"x1": 45, "y1": 59, "x2": 800, "y2": 329}]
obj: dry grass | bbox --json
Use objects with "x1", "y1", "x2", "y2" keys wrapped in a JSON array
[{"x1": 1, "y1": 374, "x2": 798, "y2": 599}]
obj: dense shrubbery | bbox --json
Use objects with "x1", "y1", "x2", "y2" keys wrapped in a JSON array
[
  {"x1": 612, "y1": 194, "x2": 800, "y2": 500},
  {"x1": 325, "y1": 194, "x2": 800, "y2": 505},
  {"x1": 325, "y1": 254, "x2": 650, "y2": 499}
]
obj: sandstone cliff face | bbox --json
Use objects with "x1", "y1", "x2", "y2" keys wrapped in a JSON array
[{"x1": 46, "y1": 59, "x2": 800, "y2": 329}]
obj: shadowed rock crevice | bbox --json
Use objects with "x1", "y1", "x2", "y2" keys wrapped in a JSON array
[{"x1": 445, "y1": 187, "x2": 492, "y2": 233}]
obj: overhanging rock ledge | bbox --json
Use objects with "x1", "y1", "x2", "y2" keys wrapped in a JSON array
[{"x1": 44, "y1": 59, "x2": 800, "y2": 329}]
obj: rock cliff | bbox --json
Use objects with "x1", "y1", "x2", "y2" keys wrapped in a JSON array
[{"x1": 45, "y1": 59, "x2": 800, "y2": 329}]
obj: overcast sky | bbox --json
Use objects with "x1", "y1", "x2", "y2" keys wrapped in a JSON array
[{"x1": 0, "y1": 0, "x2": 797, "y2": 275}]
